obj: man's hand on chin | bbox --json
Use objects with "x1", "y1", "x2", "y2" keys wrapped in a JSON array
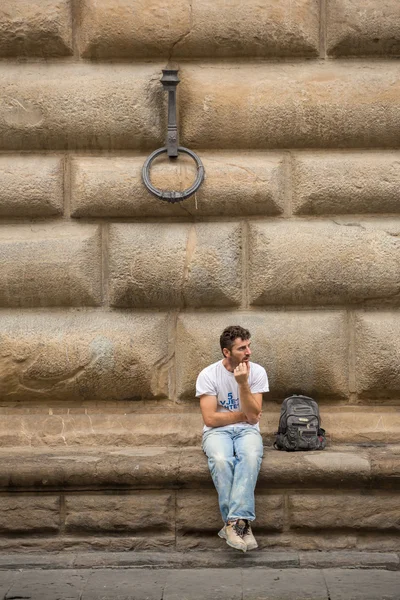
[{"x1": 234, "y1": 361, "x2": 249, "y2": 384}]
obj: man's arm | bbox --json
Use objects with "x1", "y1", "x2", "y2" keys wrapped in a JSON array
[
  {"x1": 200, "y1": 395, "x2": 248, "y2": 428},
  {"x1": 234, "y1": 363, "x2": 263, "y2": 424}
]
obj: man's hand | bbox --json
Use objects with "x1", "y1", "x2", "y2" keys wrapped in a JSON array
[{"x1": 234, "y1": 361, "x2": 249, "y2": 385}]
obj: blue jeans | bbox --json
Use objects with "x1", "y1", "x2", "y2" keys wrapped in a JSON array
[{"x1": 202, "y1": 427, "x2": 264, "y2": 524}]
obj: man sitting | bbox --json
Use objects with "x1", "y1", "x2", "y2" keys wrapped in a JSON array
[{"x1": 196, "y1": 325, "x2": 269, "y2": 552}]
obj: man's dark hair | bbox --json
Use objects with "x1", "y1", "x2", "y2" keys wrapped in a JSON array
[{"x1": 220, "y1": 325, "x2": 251, "y2": 353}]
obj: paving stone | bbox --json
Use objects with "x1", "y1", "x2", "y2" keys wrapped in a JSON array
[
  {"x1": 323, "y1": 568, "x2": 400, "y2": 600},
  {"x1": 0, "y1": 572, "x2": 17, "y2": 599},
  {"x1": 5, "y1": 569, "x2": 90, "y2": 600},
  {"x1": 82, "y1": 569, "x2": 169, "y2": 600},
  {"x1": 163, "y1": 568, "x2": 242, "y2": 600},
  {"x1": 242, "y1": 568, "x2": 329, "y2": 599}
]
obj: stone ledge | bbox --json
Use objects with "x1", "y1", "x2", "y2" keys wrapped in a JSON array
[
  {"x1": 0, "y1": 446, "x2": 398, "y2": 491},
  {"x1": 0, "y1": 550, "x2": 398, "y2": 571},
  {"x1": 1, "y1": 406, "x2": 398, "y2": 447}
]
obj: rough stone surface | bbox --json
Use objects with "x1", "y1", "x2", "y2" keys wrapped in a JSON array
[
  {"x1": 323, "y1": 569, "x2": 400, "y2": 600},
  {"x1": 0, "y1": 156, "x2": 64, "y2": 218},
  {"x1": 292, "y1": 152, "x2": 400, "y2": 215},
  {"x1": 83, "y1": 569, "x2": 170, "y2": 600},
  {"x1": 177, "y1": 447, "x2": 372, "y2": 489},
  {"x1": 78, "y1": 0, "x2": 319, "y2": 59},
  {"x1": 0, "y1": 311, "x2": 169, "y2": 402},
  {"x1": 242, "y1": 568, "x2": 328, "y2": 600},
  {"x1": 299, "y1": 551, "x2": 400, "y2": 570},
  {"x1": 0, "y1": 496, "x2": 60, "y2": 533},
  {"x1": 0, "y1": 0, "x2": 73, "y2": 57},
  {"x1": 249, "y1": 220, "x2": 400, "y2": 306},
  {"x1": 0, "y1": 407, "x2": 399, "y2": 448},
  {"x1": 0, "y1": 63, "x2": 164, "y2": 151},
  {"x1": 163, "y1": 568, "x2": 242, "y2": 600},
  {"x1": 355, "y1": 312, "x2": 400, "y2": 400},
  {"x1": 65, "y1": 492, "x2": 174, "y2": 533},
  {"x1": 290, "y1": 494, "x2": 400, "y2": 530},
  {"x1": 4, "y1": 569, "x2": 90, "y2": 600},
  {"x1": 176, "y1": 490, "x2": 284, "y2": 532},
  {"x1": 0, "y1": 224, "x2": 101, "y2": 308},
  {"x1": 0, "y1": 446, "x2": 382, "y2": 491},
  {"x1": 176, "y1": 311, "x2": 349, "y2": 400},
  {"x1": 109, "y1": 223, "x2": 242, "y2": 308},
  {"x1": 70, "y1": 153, "x2": 285, "y2": 218},
  {"x1": 327, "y1": 0, "x2": 400, "y2": 57},
  {"x1": 180, "y1": 62, "x2": 400, "y2": 149},
  {"x1": 0, "y1": 447, "x2": 181, "y2": 490}
]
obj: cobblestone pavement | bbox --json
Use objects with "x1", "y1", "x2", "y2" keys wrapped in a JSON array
[{"x1": 0, "y1": 552, "x2": 399, "y2": 600}]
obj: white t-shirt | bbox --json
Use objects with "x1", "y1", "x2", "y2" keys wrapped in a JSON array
[{"x1": 196, "y1": 360, "x2": 269, "y2": 433}]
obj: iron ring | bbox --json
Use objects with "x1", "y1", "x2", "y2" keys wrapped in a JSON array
[{"x1": 142, "y1": 146, "x2": 205, "y2": 203}]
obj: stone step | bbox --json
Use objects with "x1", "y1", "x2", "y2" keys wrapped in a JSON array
[
  {"x1": 0, "y1": 406, "x2": 399, "y2": 447},
  {"x1": 0, "y1": 550, "x2": 398, "y2": 571},
  {"x1": 0, "y1": 445, "x2": 398, "y2": 552}
]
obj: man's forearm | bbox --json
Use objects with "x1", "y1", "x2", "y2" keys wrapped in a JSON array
[
  {"x1": 239, "y1": 382, "x2": 261, "y2": 418},
  {"x1": 204, "y1": 410, "x2": 247, "y2": 428}
]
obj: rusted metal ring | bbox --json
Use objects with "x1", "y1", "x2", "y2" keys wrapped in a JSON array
[{"x1": 142, "y1": 146, "x2": 205, "y2": 203}]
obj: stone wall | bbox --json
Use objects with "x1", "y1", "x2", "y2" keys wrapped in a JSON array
[
  {"x1": 1, "y1": 0, "x2": 400, "y2": 416},
  {"x1": 0, "y1": 0, "x2": 400, "y2": 553}
]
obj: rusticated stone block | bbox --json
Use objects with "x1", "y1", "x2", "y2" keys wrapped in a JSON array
[
  {"x1": 65, "y1": 492, "x2": 174, "y2": 532},
  {"x1": 0, "y1": 496, "x2": 59, "y2": 533},
  {"x1": 0, "y1": 156, "x2": 63, "y2": 217},
  {"x1": 180, "y1": 62, "x2": 400, "y2": 149},
  {"x1": 109, "y1": 223, "x2": 242, "y2": 308},
  {"x1": 0, "y1": 223, "x2": 101, "y2": 307},
  {"x1": 0, "y1": 64, "x2": 163, "y2": 151},
  {"x1": 249, "y1": 220, "x2": 400, "y2": 306},
  {"x1": 71, "y1": 153, "x2": 285, "y2": 218},
  {"x1": 0, "y1": 0, "x2": 73, "y2": 57},
  {"x1": 0, "y1": 311, "x2": 169, "y2": 402},
  {"x1": 177, "y1": 490, "x2": 284, "y2": 532},
  {"x1": 78, "y1": 0, "x2": 319, "y2": 59},
  {"x1": 327, "y1": 0, "x2": 400, "y2": 56},
  {"x1": 176, "y1": 311, "x2": 349, "y2": 400},
  {"x1": 289, "y1": 494, "x2": 399, "y2": 529},
  {"x1": 292, "y1": 152, "x2": 400, "y2": 215},
  {"x1": 355, "y1": 312, "x2": 400, "y2": 399}
]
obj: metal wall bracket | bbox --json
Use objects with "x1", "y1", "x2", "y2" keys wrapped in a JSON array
[{"x1": 142, "y1": 68, "x2": 204, "y2": 203}]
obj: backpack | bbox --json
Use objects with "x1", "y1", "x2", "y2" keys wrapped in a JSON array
[{"x1": 274, "y1": 395, "x2": 326, "y2": 451}]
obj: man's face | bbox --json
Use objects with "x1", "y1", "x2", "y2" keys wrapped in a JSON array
[{"x1": 224, "y1": 337, "x2": 252, "y2": 367}]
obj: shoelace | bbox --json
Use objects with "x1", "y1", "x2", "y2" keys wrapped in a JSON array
[{"x1": 233, "y1": 519, "x2": 248, "y2": 537}]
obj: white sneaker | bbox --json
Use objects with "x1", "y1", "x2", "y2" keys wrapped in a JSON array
[{"x1": 218, "y1": 521, "x2": 247, "y2": 552}]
